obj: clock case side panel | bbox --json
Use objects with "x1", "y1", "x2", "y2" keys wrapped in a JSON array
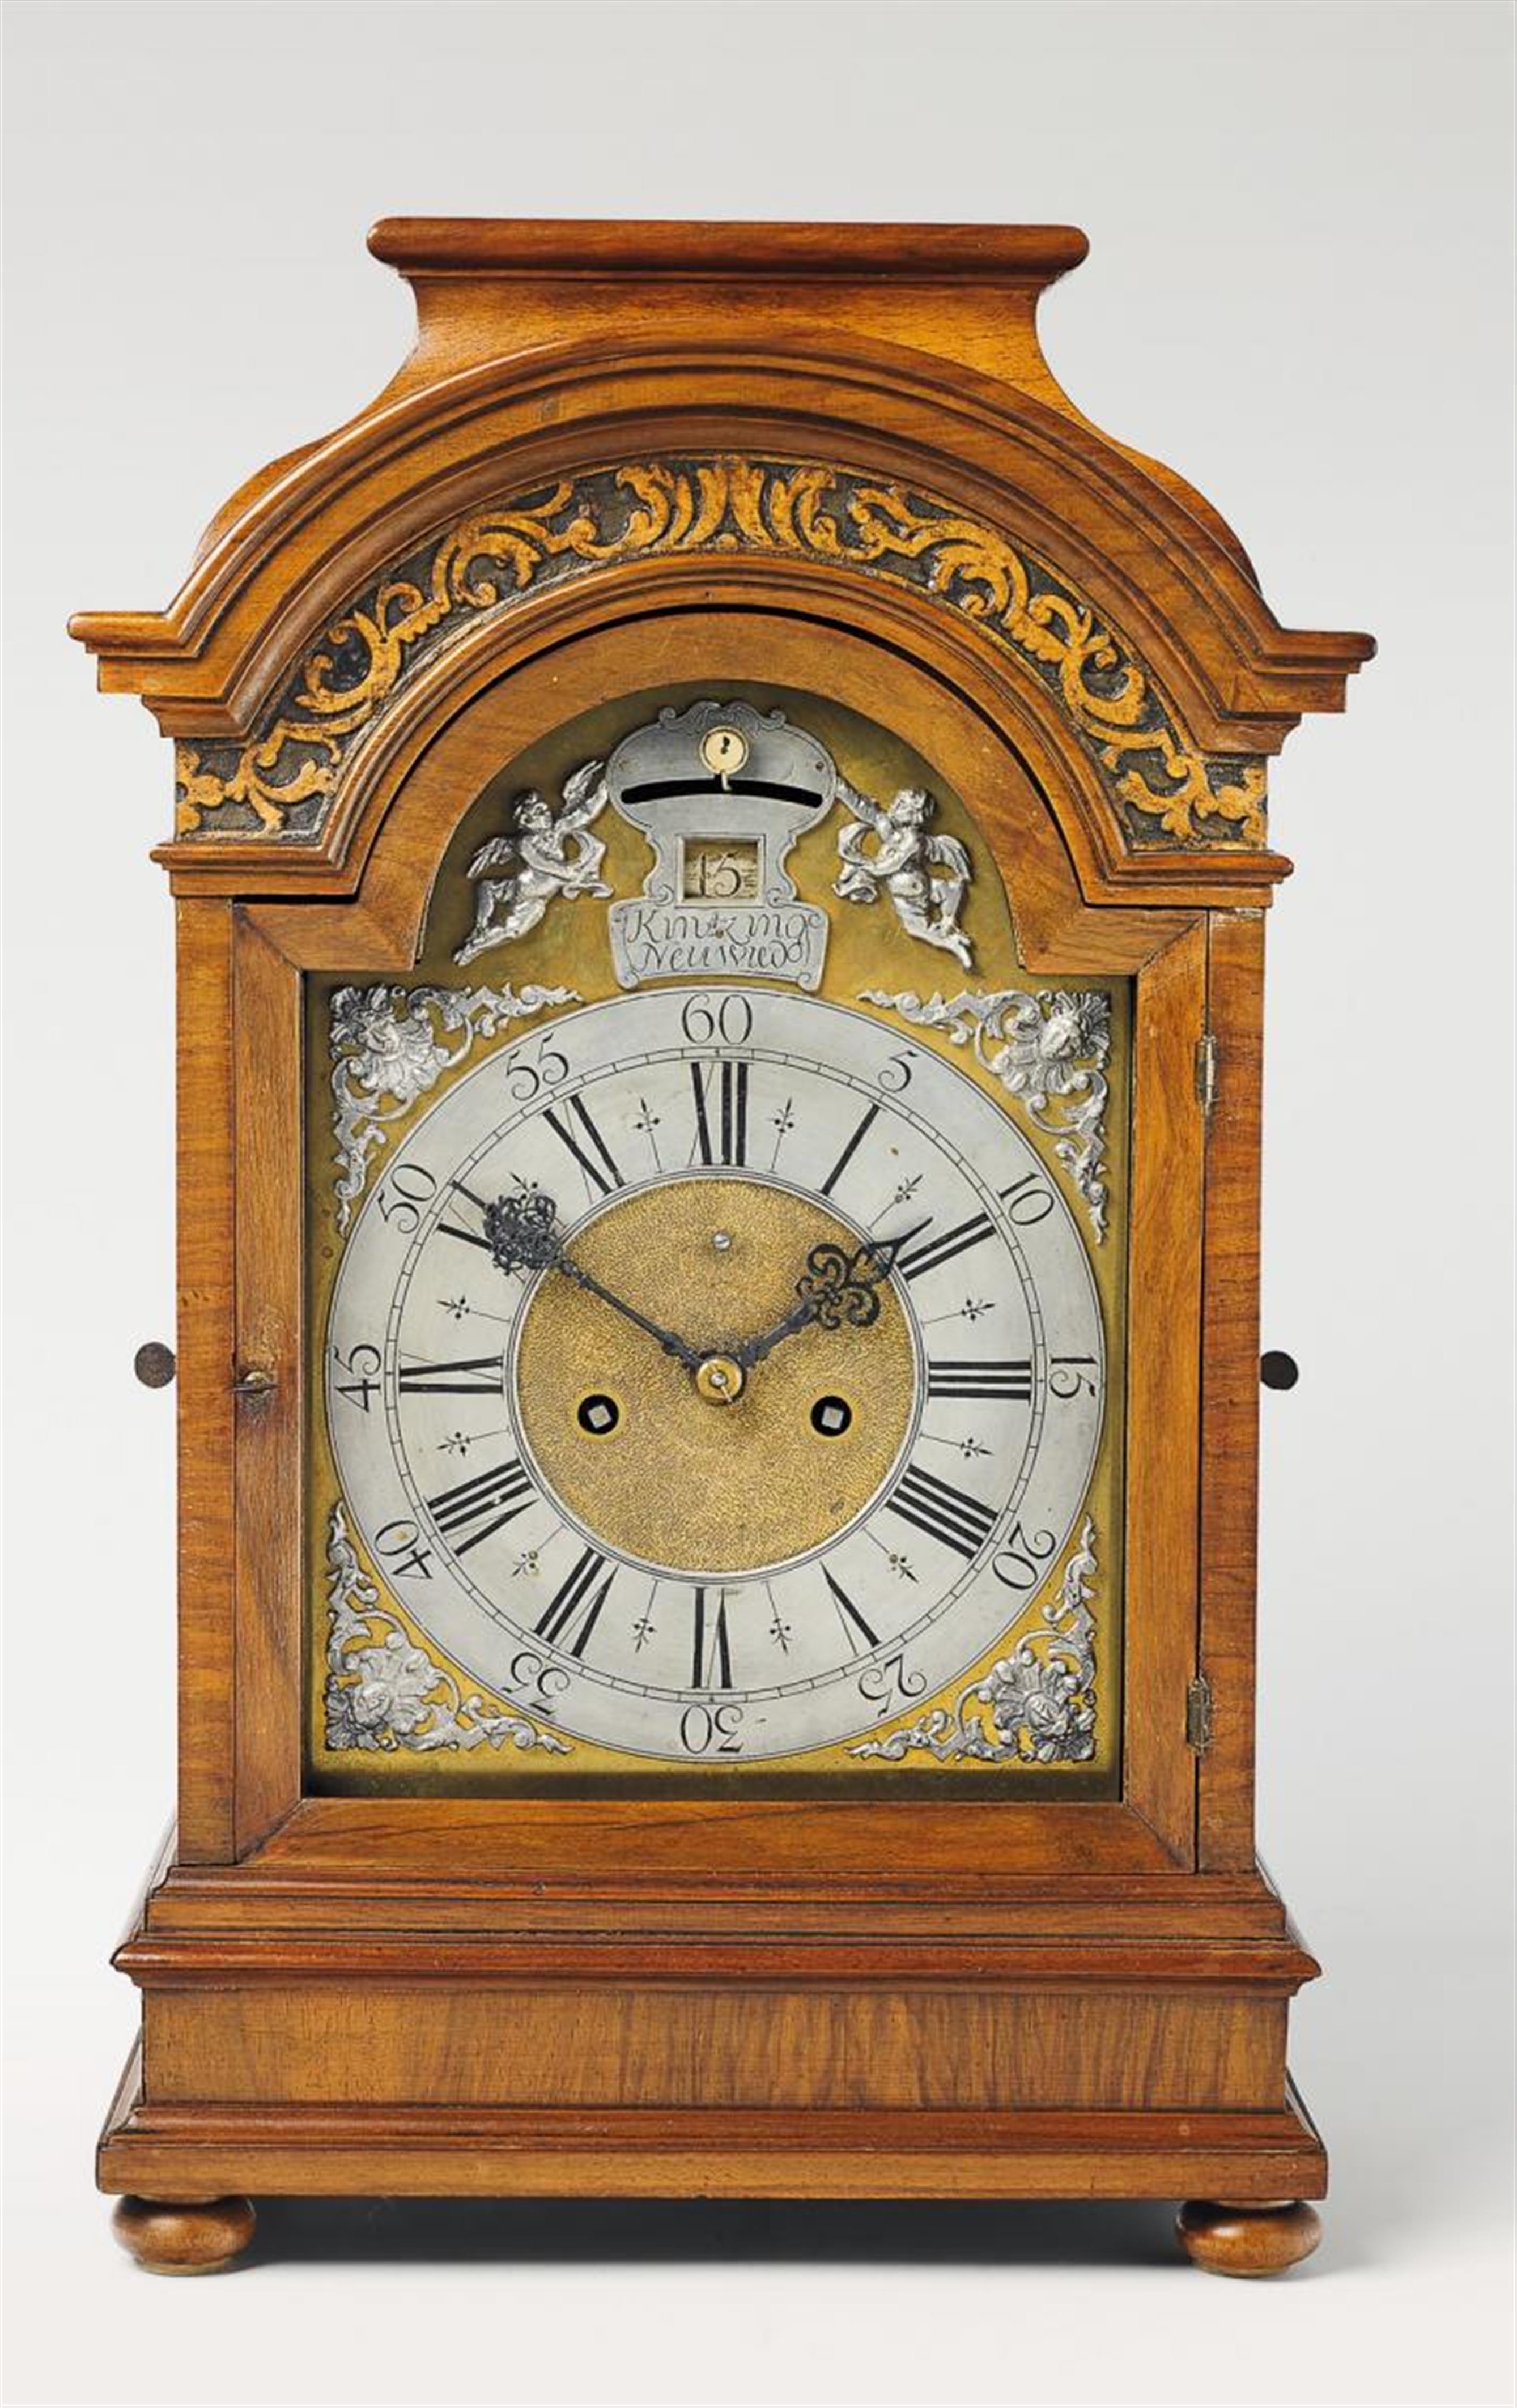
[
  {"x1": 171, "y1": 901, "x2": 305, "y2": 1862},
  {"x1": 1197, "y1": 908, "x2": 1268, "y2": 1871},
  {"x1": 167, "y1": 601, "x2": 1221, "y2": 1887}
]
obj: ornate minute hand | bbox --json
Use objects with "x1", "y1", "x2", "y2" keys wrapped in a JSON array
[
  {"x1": 733, "y1": 1223, "x2": 927, "y2": 1373},
  {"x1": 483, "y1": 1190, "x2": 704, "y2": 1372}
]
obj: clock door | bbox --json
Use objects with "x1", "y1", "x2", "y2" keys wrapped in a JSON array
[{"x1": 249, "y1": 619, "x2": 1204, "y2": 1869}]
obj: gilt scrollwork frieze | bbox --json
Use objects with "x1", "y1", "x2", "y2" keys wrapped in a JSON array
[
  {"x1": 849, "y1": 1518, "x2": 1099, "y2": 1766},
  {"x1": 329, "y1": 980, "x2": 577, "y2": 1232},
  {"x1": 324, "y1": 1504, "x2": 572, "y2": 1758},
  {"x1": 861, "y1": 985, "x2": 1111, "y2": 1240},
  {"x1": 173, "y1": 460, "x2": 1266, "y2": 849}
]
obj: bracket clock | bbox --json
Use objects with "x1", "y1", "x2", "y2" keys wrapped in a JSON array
[{"x1": 73, "y1": 220, "x2": 1372, "y2": 2278}]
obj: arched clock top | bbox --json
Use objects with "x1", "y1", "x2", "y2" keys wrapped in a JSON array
[
  {"x1": 69, "y1": 221, "x2": 1372, "y2": 905},
  {"x1": 164, "y1": 458, "x2": 1276, "y2": 856}
]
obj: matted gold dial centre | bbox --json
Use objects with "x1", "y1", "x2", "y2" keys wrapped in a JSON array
[{"x1": 511, "y1": 1176, "x2": 918, "y2": 1577}]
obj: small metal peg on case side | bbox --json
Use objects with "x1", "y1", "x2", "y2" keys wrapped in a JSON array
[
  {"x1": 232, "y1": 1365, "x2": 277, "y2": 1398},
  {"x1": 134, "y1": 1341, "x2": 177, "y2": 1389},
  {"x1": 1260, "y1": 1351, "x2": 1299, "y2": 1390}
]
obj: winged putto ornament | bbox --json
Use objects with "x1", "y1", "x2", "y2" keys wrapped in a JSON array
[
  {"x1": 833, "y1": 778, "x2": 974, "y2": 969},
  {"x1": 454, "y1": 759, "x2": 612, "y2": 965}
]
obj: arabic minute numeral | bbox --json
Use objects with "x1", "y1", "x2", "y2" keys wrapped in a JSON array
[
  {"x1": 679, "y1": 992, "x2": 753, "y2": 1046},
  {"x1": 333, "y1": 1341, "x2": 381, "y2": 1411},
  {"x1": 998, "y1": 1171, "x2": 1055, "y2": 1226},
  {"x1": 886, "y1": 1461, "x2": 999, "y2": 1559},
  {"x1": 1049, "y1": 1355, "x2": 1100, "y2": 1400},
  {"x1": 504, "y1": 1039, "x2": 570, "y2": 1103},
  {"x1": 992, "y1": 1522, "x2": 1059, "y2": 1591},
  {"x1": 857, "y1": 1651, "x2": 928, "y2": 1714},
  {"x1": 679, "y1": 1701, "x2": 745, "y2": 1755},
  {"x1": 376, "y1": 1160, "x2": 439, "y2": 1233},
  {"x1": 505, "y1": 1647, "x2": 573, "y2": 1717},
  {"x1": 374, "y1": 1518, "x2": 434, "y2": 1579}
]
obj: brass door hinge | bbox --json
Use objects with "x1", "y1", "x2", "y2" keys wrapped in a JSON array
[
  {"x1": 1194, "y1": 1676, "x2": 1218, "y2": 1753},
  {"x1": 1194, "y1": 1030, "x2": 1218, "y2": 1115},
  {"x1": 1186, "y1": 1671, "x2": 1214, "y2": 1753}
]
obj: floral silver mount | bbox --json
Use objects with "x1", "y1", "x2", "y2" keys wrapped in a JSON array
[
  {"x1": 861, "y1": 985, "x2": 1111, "y2": 1240},
  {"x1": 324, "y1": 1504, "x2": 572, "y2": 1758},
  {"x1": 835, "y1": 777, "x2": 975, "y2": 971},
  {"x1": 849, "y1": 1520, "x2": 1098, "y2": 1766},
  {"x1": 329, "y1": 981, "x2": 576, "y2": 1233}
]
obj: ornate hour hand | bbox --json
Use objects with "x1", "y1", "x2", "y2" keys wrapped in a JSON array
[
  {"x1": 734, "y1": 1224, "x2": 923, "y2": 1373},
  {"x1": 483, "y1": 1190, "x2": 704, "y2": 1372}
]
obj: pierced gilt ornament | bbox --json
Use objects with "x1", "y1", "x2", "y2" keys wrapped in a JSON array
[{"x1": 605, "y1": 700, "x2": 835, "y2": 989}]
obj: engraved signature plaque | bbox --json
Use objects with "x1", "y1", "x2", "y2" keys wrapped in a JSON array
[{"x1": 606, "y1": 700, "x2": 834, "y2": 989}]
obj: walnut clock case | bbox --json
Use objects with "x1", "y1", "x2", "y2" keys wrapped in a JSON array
[{"x1": 74, "y1": 220, "x2": 1371, "y2": 2279}]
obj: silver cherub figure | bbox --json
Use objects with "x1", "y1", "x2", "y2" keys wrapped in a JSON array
[
  {"x1": 454, "y1": 760, "x2": 612, "y2": 965},
  {"x1": 833, "y1": 780, "x2": 974, "y2": 970}
]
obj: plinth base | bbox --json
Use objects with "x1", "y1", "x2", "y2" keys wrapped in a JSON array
[{"x1": 100, "y1": 2040, "x2": 1325, "y2": 2269}]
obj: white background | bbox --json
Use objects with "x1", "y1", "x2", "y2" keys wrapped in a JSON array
[{"x1": 3, "y1": 4, "x2": 1513, "y2": 2404}]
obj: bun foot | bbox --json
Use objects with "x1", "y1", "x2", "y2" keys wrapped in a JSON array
[
  {"x1": 111, "y1": 2195, "x2": 256, "y2": 2275},
  {"x1": 1176, "y1": 2197, "x2": 1321, "y2": 2277}
]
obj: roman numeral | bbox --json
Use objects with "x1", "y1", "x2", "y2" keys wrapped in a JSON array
[
  {"x1": 819, "y1": 1102, "x2": 878, "y2": 1197},
  {"x1": 424, "y1": 1457, "x2": 536, "y2": 1554},
  {"x1": 822, "y1": 1565, "x2": 879, "y2": 1652},
  {"x1": 689, "y1": 1060, "x2": 749, "y2": 1166},
  {"x1": 396, "y1": 1355, "x2": 503, "y2": 1395},
  {"x1": 543, "y1": 1095, "x2": 625, "y2": 1196},
  {"x1": 691, "y1": 1586, "x2": 734, "y2": 1688},
  {"x1": 886, "y1": 1462, "x2": 998, "y2": 1559},
  {"x1": 926, "y1": 1359, "x2": 1034, "y2": 1401},
  {"x1": 895, "y1": 1212, "x2": 995, "y2": 1282},
  {"x1": 536, "y1": 1545, "x2": 615, "y2": 1657},
  {"x1": 437, "y1": 1180, "x2": 494, "y2": 1252}
]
